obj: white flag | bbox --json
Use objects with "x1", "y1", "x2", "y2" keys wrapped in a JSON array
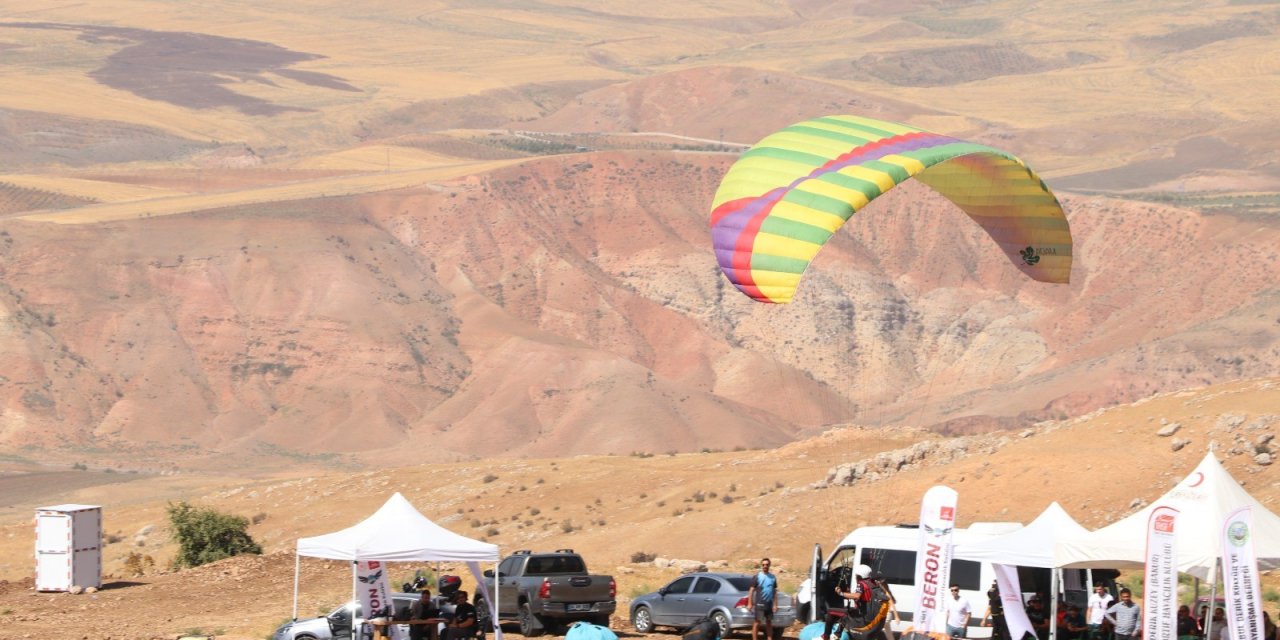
[
  {"x1": 1223, "y1": 506, "x2": 1263, "y2": 640},
  {"x1": 910, "y1": 486, "x2": 958, "y2": 639},
  {"x1": 1143, "y1": 506, "x2": 1179, "y2": 640},
  {"x1": 357, "y1": 559, "x2": 402, "y2": 640},
  {"x1": 994, "y1": 564, "x2": 1035, "y2": 640}
]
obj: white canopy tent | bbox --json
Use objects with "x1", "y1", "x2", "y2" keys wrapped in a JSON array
[
  {"x1": 955, "y1": 502, "x2": 1091, "y2": 640},
  {"x1": 294, "y1": 493, "x2": 502, "y2": 637},
  {"x1": 956, "y1": 501, "x2": 1088, "y2": 566},
  {"x1": 1054, "y1": 452, "x2": 1280, "y2": 580}
]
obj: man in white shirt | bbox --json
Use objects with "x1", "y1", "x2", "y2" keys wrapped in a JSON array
[
  {"x1": 1087, "y1": 584, "x2": 1114, "y2": 640},
  {"x1": 947, "y1": 584, "x2": 972, "y2": 639}
]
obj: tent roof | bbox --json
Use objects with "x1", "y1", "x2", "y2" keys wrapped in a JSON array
[
  {"x1": 954, "y1": 502, "x2": 1088, "y2": 567},
  {"x1": 1054, "y1": 452, "x2": 1280, "y2": 580},
  {"x1": 297, "y1": 493, "x2": 499, "y2": 562}
]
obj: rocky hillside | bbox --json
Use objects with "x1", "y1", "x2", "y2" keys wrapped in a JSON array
[{"x1": 1, "y1": 148, "x2": 1278, "y2": 468}]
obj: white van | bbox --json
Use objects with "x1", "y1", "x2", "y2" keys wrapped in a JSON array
[{"x1": 796, "y1": 523, "x2": 1022, "y2": 639}]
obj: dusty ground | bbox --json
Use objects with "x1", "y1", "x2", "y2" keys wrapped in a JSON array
[{"x1": 0, "y1": 378, "x2": 1276, "y2": 639}]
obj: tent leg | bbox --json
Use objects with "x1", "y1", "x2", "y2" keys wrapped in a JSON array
[
  {"x1": 1205, "y1": 560, "x2": 1220, "y2": 640},
  {"x1": 293, "y1": 553, "x2": 301, "y2": 620},
  {"x1": 1050, "y1": 568, "x2": 1060, "y2": 640}
]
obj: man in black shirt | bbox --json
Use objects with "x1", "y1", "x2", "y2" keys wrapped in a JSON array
[
  {"x1": 445, "y1": 590, "x2": 477, "y2": 640},
  {"x1": 982, "y1": 581, "x2": 1010, "y2": 640}
]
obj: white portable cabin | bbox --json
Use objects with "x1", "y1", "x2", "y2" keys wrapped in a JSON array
[
  {"x1": 35, "y1": 504, "x2": 102, "y2": 592},
  {"x1": 798, "y1": 522, "x2": 1023, "y2": 639}
]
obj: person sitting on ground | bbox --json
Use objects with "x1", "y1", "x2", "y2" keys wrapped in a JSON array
[
  {"x1": 1063, "y1": 605, "x2": 1089, "y2": 640},
  {"x1": 1177, "y1": 605, "x2": 1198, "y2": 640},
  {"x1": 410, "y1": 588, "x2": 441, "y2": 640},
  {"x1": 445, "y1": 591, "x2": 477, "y2": 640},
  {"x1": 1026, "y1": 595, "x2": 1050, "y2": 640},
  {"x1": 1264, "y1": 611, "x2": 1277, "y2": 640}
]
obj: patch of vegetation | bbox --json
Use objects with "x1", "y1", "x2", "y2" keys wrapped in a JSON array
[
  {"x1": 253, "y1": 442, "x2": 343, "y2": 464},
  {"x1": 123, "y1": 551, "x2": 155, "y2": 576},
  {"x1": 167, "y1": 501, "x2": 262, "y2": 569},
  {"x1": 631, "y1": 551, "x2": 657, "y2": 563},
  {"x1": 230, "y1": 360, "x2": 297, "y2": 379},
  {"x1": 904, "y1": 16, "x2": 1000, "y2": 37},
  {"x1": 1091, "y1": 191, "x2": 1280, "y2": 219}
]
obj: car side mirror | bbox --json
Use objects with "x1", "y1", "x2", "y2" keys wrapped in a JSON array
[
  {"x1": 658, "y1": 587, "x2": 668, "y2": 596},
  {"x1": 484, "y1": 569, "x2": 494, "y2": 578}
]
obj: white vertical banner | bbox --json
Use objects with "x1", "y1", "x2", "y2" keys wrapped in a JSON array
[
  {"x1": 357, "y1": 559, "x2": 403, "y2": 640},
  {"x1": 1223, "y1": 506, "x2": 1263, "y2": 640},
  {"x1": 1143, "y1": 506, "x2": 1179, "y2": 640},
  {"x1": 994, "y1": 564, "x2": 1035, "y2": 640},
  {"x1": 911, "y1": 485, "x2": 958, "y2": 639}
]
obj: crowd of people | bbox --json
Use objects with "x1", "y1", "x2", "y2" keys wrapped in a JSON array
[{"x1": 947, "y1": 581, "x2": 1279, "y2": 640}]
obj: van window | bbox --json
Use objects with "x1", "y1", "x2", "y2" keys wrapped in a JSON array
[
  {"x1": 859, "y1": 548, "x2": 982, "y2": 590},
  {"x1": 828, "y1": 547, "x2": 858, "y2": 572}
]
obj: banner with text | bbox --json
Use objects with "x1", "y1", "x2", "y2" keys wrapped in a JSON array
[
  {"x1": 1143, "y1": 506, "x2": 1179, "y2": 640},
  {"x1": 910, "y1": 485, "x2": 958, "y2": 639},
  {"x1": 1223, "y1": 506, "x2": 1263, "y2": 640},
  {"x1": 994, "y1": 564, "x2": 1035, "y2": 640},
  {"x1": 357, "y1": 560, "x2": 402, "y2": 640}
]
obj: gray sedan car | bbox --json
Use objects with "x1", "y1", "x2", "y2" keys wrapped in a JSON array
[{"x1": 630, "y1": 572, "x2": 796, "y2": 637}]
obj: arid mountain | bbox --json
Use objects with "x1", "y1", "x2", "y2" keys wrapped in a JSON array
[
  {"x1": 1, "y1": 146, "x2": 1278, "y2": 469},
  {"x1": 1, "y1": 1, "x2": 1279, "y2": 468}
]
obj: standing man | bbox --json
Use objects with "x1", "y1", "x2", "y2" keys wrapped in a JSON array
[
  {"x1": 749, "y1": 558, "x2": 779, "y2": 640},
  {"x1": 1103, "y1": 589, "x2": 1141, "y2": 640},
  {"x1": 946, "y1": 584, "x2": 972, "y2": 639},
  {"x1": 1087, "y1": 585, "x2": 1114, "y2": 640},
  {"x1": 981, "y1": 580, "x2": 1010, "y2": 640}
]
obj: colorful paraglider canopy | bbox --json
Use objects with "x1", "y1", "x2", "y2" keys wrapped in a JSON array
[{"x1": 709, "y1": 115, "x2": 1073, "y2": 304}]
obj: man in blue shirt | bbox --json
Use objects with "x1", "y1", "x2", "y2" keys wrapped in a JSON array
[{"x1": 749, "y1": 557, "x2": 779, "y2": 640}]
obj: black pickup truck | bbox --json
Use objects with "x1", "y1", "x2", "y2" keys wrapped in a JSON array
[{"x1": 478, "y1": 549, "x2": 616, "y2": 636}]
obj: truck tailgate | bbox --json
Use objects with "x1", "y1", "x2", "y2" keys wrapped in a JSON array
[{"x1": 544, "y1": 575, "x2": 612, "y2": 606}]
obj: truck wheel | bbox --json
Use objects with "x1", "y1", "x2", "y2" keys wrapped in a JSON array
[
  {"x1": 520, "y1": 603, "x2": 545, "y2": 637},
  {"x1": 589, "y1": 614, "x2": 611, "y2": 628},
  {"x1": 712, "y1": 611, "x2": 733, "y2": 639},
  {"x1": 796, "y1": 603, "x2": 810, "y2": 625},
  {"x1": 475, "y1": 598, "x2": 491, "y2": 635}
]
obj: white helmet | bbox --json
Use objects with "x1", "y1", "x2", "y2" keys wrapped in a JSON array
[{"x1": 855, "y1": 564, "x2": 872, "y2": 579}]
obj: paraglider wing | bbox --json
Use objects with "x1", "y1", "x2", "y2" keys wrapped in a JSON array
[{"x1": 709, "y1": 115, "x2": 1072, "y2": 304}]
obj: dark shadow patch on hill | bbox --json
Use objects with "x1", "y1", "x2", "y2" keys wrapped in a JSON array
[
  {"x1": 814, "y1": 43, "x2": 1100, "y2": 87},
  {"x1": 5, "y1": 22, "x2": 360, "y2": 116},
  {"x1": 1131, "y1": 13, "x2": 1276, "y2": 55},
  {"x1": 1051, "y1": 136, "x2": 1248, "y2": 191},
  {"x1": 0, "y1": 108, "x2": 217, "y2": 169},
  {"x1": 360, "y1": 79, "x2": 611, "y2": 140}
]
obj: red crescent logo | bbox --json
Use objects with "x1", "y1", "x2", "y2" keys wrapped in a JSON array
[{"x1": 1188, "y1": 472, "x2": 1204, "y2": 487}]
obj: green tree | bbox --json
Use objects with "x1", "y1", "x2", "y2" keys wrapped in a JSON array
[{"x1": 167, "y1": 501, "x2": 262, "y2": 568}]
